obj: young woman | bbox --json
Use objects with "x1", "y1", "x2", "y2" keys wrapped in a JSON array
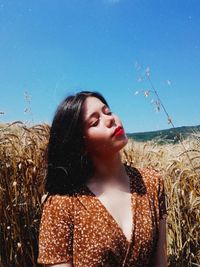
[{"x1": 37, "y1": 91, "x2": 168, "y2": 267}]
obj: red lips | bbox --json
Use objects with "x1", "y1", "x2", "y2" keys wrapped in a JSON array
[{"x1": 112, "y1": 126, "x2": 123, "y2": 137}]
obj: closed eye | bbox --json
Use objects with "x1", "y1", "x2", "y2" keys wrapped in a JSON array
[{"x1": 90, "y1": 111, "x2": 113, "y2": 127}]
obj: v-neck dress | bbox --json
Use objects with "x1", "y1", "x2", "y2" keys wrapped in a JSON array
[{"x1": 37, "y1": 164, "x2": 168, "y2": 267}]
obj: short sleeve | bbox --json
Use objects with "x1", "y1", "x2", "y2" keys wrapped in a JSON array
[
  {"x1": 157, "y1": 173, "x2": 168, "y2": 220},
  {"x1": 37, "y1": 194, "x2": 74, "y2": 264}
]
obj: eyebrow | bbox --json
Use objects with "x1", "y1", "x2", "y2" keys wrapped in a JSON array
[{"x1": 85, "y1": 104, "x2": 108, "y2": 122}]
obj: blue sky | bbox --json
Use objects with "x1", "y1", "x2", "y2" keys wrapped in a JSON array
[{"x1": 0, "y1": 0, "x2": 199, "y2": 133}]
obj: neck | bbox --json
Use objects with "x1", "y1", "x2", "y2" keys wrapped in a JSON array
[{"x1": 88, "y1": 152, "x2": 128, "y2": 187}]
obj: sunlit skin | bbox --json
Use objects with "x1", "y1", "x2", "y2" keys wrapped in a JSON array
[
  {"x1": 46, "y1": 96, "x2": 167, "y2": 267},
  {"x1": 82, "y1": 97, "x2": 128, "y2": 155},
  {"x1": 81, "y1": 96, "x2": 129, "y2": 187}
]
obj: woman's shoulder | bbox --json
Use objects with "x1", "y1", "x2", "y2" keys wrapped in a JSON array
[
  {"x1": 41, "y1": 193, "x2": 74, "y2": 219},
  {"x1": 43, "y1": 193, "x2": 74, "y2": 204},
  {"x1": 133, "y1": 166, "x2": 167, "y2": 219},
  {"x1": 132, "y1": 165, "x2": 164, "y2": 195},
  {"x1": 138, "y1": 166, "x2": 163, "y2": 181}
]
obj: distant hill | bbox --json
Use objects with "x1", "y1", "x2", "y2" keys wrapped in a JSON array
[
  {"x1": 1, "y1": 122, "x2": 200, "y2": 145},
  {"x1": 126, "y1": 124, "x2": 200, "y2": 144}
]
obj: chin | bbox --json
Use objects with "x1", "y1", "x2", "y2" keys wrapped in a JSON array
[
  {"x1": 122, "y1": 138, "x2": 129, "y2": 148},
  {"x1": 116, "y1": 137, "x2": 129, "y2": 151}
]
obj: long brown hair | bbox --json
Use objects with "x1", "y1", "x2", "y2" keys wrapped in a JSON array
[{"x1": 45, "y1": 90, "x2": 110, "y2": 195}]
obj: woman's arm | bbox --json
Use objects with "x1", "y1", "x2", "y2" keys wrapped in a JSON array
[
  {"x1": 37, "y1": 195, "x2": 74, "y2": 266},
  {"x1": 153, "y1": 217, "x2": 168, "y2": 267},
  {"x1": 46, "y1": 260, "x2": 73, "y2": 267}
]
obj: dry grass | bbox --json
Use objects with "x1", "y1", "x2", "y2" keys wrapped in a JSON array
[
  {"x1": 0, "y1": 121, "x2": 200, "y2": 266},
  {"x1": 0, "y1": 121, "x2": 49, "y2": 267}
]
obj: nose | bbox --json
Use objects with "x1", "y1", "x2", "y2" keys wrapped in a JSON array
[{"x1": 104, "y1": 113, "x2": 116, "y2": 127}]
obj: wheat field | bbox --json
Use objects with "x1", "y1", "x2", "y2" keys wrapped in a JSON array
[{"x1": 0, "y1": 121, "x2": 199, "y2": 267}]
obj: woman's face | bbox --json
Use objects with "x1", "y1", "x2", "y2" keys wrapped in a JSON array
[{"x1": 82, "y1": 96, "x2": 128, "y2": 158}]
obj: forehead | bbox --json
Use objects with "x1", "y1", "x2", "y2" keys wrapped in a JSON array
[{"x1": 82, "y1": 96, "x2": 106, "y2": 117}]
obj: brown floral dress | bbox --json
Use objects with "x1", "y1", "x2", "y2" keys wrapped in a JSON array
[{"x1": 37, "y1": 163, "x2": 168, "y2": 266}]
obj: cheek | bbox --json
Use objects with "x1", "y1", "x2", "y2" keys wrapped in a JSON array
[
  {"x1": 84, "y1": 130, "x2": 112, "y2": 152},
  {"x1": 86, "y1": 130, "x2": 109, "y2": 145}
]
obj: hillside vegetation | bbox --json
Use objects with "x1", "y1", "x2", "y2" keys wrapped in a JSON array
[{"x1": 127, "y1": 124, "x2": 200, "y2": 144}]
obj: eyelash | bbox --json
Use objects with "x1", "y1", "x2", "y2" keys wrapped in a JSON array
[{"x1": 90, "y1": 111, "x2": 112, "y2": 127}]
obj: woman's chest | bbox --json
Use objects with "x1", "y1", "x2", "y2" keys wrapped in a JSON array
[
  {"x1": 73, "y1": 191, "x2": 159, "y2": 266},
  {"x1": 95, "y1": 189, "x2": 133, "y2": 241}
]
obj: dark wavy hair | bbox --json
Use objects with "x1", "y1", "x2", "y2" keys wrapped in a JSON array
[{"x1": 45, "y1": 90, "x2": 110, "y2": 196}]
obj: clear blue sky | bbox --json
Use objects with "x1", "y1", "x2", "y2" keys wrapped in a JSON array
[{"x1": 0, "y1": 0, "x2": 199, "y2": 133}]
